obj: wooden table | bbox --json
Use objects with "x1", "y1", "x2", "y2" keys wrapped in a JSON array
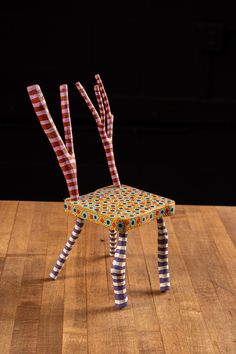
[{"x1": 0, "y1": 201, "x2": 236, "y2": 353}]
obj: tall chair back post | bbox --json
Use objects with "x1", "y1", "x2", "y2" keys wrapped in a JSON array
[
  {"x1": 76, "y1": 74, "x2": 120, "y2": 187},
  {"x1": 27, "y1": 84, "x2": 84, "y2": 280}
]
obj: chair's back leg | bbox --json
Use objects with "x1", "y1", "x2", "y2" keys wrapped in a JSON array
[
  {"x1": 157, "y1": 218, "x2": 170, "y2": 291},
  {"x1": 27, "y1": 84, "x2": 83, "y2": 279},
  {"x1": 76, "y1": 75, "x2": 121, "y2": 259}
]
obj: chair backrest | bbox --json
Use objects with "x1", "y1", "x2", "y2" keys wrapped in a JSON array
[
  {"x1": 27, "y1": 84, "x2": 79, "y2": 201},
  {"x1": 27, "y1": 75, "x2": 120, "y2": 201},
  {"x1": 76, "y1": 74, "x2": 120, "y2": 187}
]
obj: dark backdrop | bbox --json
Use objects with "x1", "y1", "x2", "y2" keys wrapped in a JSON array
[{"x1": 1, "y1": 3, "x2": 236, "y2": 205}]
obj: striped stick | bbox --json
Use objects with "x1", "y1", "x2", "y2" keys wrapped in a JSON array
[
  {"x1": 94, "y1": 83, "x2": 105, "y2": 125},
  {"x1": 75, "y1": 75, "x2": 120, "y2": 187},
  {"x1": 94, "y1": 74, "x2": 113, "y2": 138},
  {"x1": 94, "y1": 77, "x2": 119, "y2": 249},
  {"x1": 50, "y1": 218, "x2": 84, "y2": 279},
  {"x1": 109, "y1": 230, "x2": 117, "y2": 256},
  {"x1": 60, "y1": 84, "x2": 74, "y2": 155},
  {"x1": 111, "y1": 232, "x2": 128, "y2": 308},
  {"x1": 27, "y1": 84, "x2": 79, "y2": 200},
  {"x1": 157, "y1": 218, "x2": 170, "y2": 291},
  {"x1": 27, "y1": 84, "x2": 84, "y2": 279}
]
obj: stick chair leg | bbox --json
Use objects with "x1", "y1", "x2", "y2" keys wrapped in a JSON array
[
  {"x1": 157, "y1": 218, "x2": 170, "y2": 291},
  {"x1": 109, "y1": 229, "x2": 117, "y2": 256},
  {"x1": 111, "y1": 232, "x2": 128, "y2": 309},
  {"x1": 50, "y1": 218, "x2": 85, "y2": 279}
]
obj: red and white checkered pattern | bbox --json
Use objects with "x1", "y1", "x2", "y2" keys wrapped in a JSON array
[
  {"x1": 27, "y1": 84, "x2": 79, "y2": 201},
  {"x1": 75, "y1": 75, "x2": 120, "y2": 187}
]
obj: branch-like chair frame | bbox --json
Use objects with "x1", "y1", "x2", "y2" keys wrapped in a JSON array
[{"x1": 27, "y1": 74, "x2": 174, "y2": 309}]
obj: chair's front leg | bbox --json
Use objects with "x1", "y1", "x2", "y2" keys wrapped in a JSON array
[
  {"x1": 157, "y1": 217, "x2": 170, "y2": 291},
  {"x1": 109, "y1": 229, "x2": 117, "y2": 256},
  {"x1": 50, "y1": 218, "x2": 85, "y2": 279},
  {"x1": 110, "y1": 232, "x2": 128, "y2": 309}
]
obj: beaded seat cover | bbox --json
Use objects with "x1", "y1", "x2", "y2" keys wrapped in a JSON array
[{"x1": 64, "y1": 184, "x2": 175, "y2": 232}]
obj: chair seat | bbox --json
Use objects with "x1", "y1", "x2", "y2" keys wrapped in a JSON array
[{"x1": 64, "y1": 184, "x2": 175, "y2": 232}]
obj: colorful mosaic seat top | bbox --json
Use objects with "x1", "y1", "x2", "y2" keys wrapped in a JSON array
[{"x1": 64, "y1": 185, "x2": 175, "y2": 232}]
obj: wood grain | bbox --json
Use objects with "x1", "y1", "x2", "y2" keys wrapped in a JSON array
[
  {"x1": 103, "y1": 229, "x2": 141, "y2": 354},
  {"x1": 140, "y1": 220, "x2": 192, "y2": 353},
  {"x1": 10, "y1": 202, "x2": 49, "y2": 353},
  {"x1": 127, "y1": 228, "x2": 165, "y2": 353},
  {"x1": 85, "y1": 222, "x2": 113, "y2": 354},
  {"x1": 0, "y1": 202, "x2": 35, "y2": 353},
  {"x1": 0, "y1": 200, "x2": 18, "y2": 277},
  {"x1": 62, "y1": 216, "x2": 87, "y2": 354},
  {"x1": 36, "y1": 202, "x2": 67, "y2": 354},
  {"x1": 0, "y1": 201, "x2": 236, "y2": 353}
]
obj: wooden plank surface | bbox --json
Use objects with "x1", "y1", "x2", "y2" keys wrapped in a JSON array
[
  {"x1": 36, "y1": 202, "x2": 67, "y2": 354},
  {"x1": 140, "y1": 220, "x2": 192, "y2": 353},
  {"x1": 10, "y1": 202, "x2": 49, "y2": 354},
  {"x1": 62, "y1": 215, "x2": 87, "y2": 353},
  {"x1": 0, "y1": 201, "x2": 236, "y2": 353},
  {"x1": 0, "y1": 201, "x2": 19, "y2": 277},
  {"x1": 0, "y1": 201, "x2": 36, "y2": 353},
  {"x1": 127, "y1": 228, "x2": 165, "y2": 353}
]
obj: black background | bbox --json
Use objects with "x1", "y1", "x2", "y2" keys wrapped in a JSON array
[{"x1": 1, "y1": 3, "x2": 236, "y2": 205}]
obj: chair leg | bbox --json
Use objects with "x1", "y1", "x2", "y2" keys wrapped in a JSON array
[
  {"x1": 109, "y1": 229, "x2": 117, "y2": 256},
  {"x1": 50, "y1": 218, "x2": 85, "y2": 279},
  {"x1": 110, "y1": 232, "x2": 128, "y2": 309},
  {"x1": 157, "y1": 217, "x2": 170, "y2": 291}
]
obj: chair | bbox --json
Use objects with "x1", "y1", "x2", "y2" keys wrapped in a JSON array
[{"x1": 27, "y1": 75, "x2": 175, "y2": 309}]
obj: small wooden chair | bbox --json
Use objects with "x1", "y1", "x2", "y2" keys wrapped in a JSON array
[{"x1": 27, "y1": 75, "x2": 175, "y2": 309}]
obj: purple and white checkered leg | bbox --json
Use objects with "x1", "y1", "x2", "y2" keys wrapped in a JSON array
[
  {"x1": 110, "y1": 232, "x2": 128, "y2": 309},
  {"x1": 50, "y1": 218, "x2": 85, "y2": 279},
  {"x1": 109, "y1": 229, "x2": 117, "y2": 256},
  {"x1": 157, "y1": 218, "x2": 170, "y2": 292}
]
